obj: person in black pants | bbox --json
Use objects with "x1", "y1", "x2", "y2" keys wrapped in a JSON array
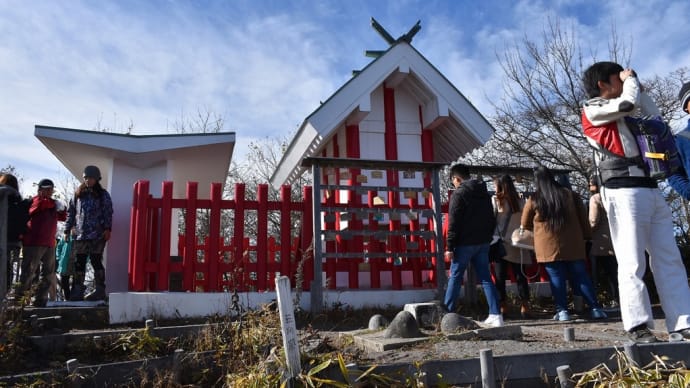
[{"x1": 491, "y1": 175, "x2": 532, "y2": 318}]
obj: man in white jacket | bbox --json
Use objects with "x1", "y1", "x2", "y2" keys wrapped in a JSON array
[{"x1": 581, "y1": 61, "x2": 690, "y2": 343}]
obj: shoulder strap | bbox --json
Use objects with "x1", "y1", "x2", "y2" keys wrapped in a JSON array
[{"x1": 500, "y1": 211, "x2": 512, "y2": 236}]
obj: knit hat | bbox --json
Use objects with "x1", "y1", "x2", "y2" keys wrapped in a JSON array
[
  {"x1": 38, "y1": 178, "x2": 54, "y2": 189},
  {"x1": 83, "y1": 165, "x2": 101, "y2": 180},
  {"x1": 679, "y1": 82, "x2": 690, "y2": 113}
]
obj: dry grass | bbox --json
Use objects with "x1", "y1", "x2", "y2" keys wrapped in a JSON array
[{"x1": 572, "y1": 348, "x2": 690, "y2": 387}]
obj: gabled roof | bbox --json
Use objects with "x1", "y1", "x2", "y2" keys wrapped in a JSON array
[{"x1": 269, "y1": 41, "x2": 495, "y2": 189}]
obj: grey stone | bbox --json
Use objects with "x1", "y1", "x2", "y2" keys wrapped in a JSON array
[
  {"x1": 440, "y1": 313, "x2": 479, "y2": 334},
  {"x1": 403, "y1": 302, "x2": 443, "y2": 329},
  {"x1": 383, "y1": 310, "x2": 422, "y2": 338},
  {"x1": 368, "y1": 314, "x2": 389, "y2": 330}
]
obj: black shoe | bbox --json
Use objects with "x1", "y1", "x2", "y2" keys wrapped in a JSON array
[
  {"x1": 31, "y1": 298, "x2": 47, "y2": 308},
  {"x1": 672, "y1": 328, "x2": 690, "y2": 340},
  {"x1": 628, "y1": 324, "x2": 658, "y2": 344}
]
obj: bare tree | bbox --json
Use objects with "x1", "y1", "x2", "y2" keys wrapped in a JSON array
[
  {"x1": 93, "y1": 112, "x2": 135, "y2": 134},
  {"x1": 168, "y1": 107, "x2": 224, "y2": 134},
  {"x1": 460, "y1": 17, "x2": 690, "y2": 251},
  {"x1": 225, "y1": 135, "x2": 311, "y2": 242},
  {"x1": 463, "y1": 18, "x2": 688, "y2": 196}
]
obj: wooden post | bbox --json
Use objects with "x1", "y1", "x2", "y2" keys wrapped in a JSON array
[
  {"x1": 564, "y1": 327, "x2": 575, "y2": 341},
  {"x1": 624, "y1": 342, "x2": 640, "y2": 366},
  {"x1": 479, "y1": 348, "x2": 495, "y2": 388},
  {"x1": 66, "y1": 358, "x2": 81, "y2": 388},
  {"x1": 556, "y1": 365, "x2": 574, "y2": 388},
  {"x1": 173, "y1": 348, "x2": 184, "y2": 383},
  {"x1": 276, "y1": 276, "x2": 301, "y2": 380}
]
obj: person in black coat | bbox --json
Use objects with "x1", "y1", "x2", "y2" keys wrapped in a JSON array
[
  {"x1": 444, "y1": 164, "x2": 503, "y2": 327},
  {"x1": 1, "y1": 173, "x2": 30, "y2": 291}
]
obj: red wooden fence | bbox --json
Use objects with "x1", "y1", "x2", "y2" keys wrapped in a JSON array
[{"x1": 128, "y1": 180, "x2": 544, "y2": 293}]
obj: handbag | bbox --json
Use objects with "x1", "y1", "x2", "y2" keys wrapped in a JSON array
[
  {"x1": 489, "y1": 238, "x2": 507, "y2": 262},
  {"x1": 511, "y1": 228, "x2": 534, "y2": 250}
]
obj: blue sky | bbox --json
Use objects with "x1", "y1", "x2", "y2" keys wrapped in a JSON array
[{"x1": 1, "y1": 0, "x2": 689, "y2": 196}]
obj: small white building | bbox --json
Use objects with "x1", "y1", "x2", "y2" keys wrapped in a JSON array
[{"x1": 35, "y1": 126, "x2": 235, "y2": 293}]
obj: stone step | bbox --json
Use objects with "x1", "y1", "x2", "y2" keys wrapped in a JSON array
[{"x1": 21, "y1": 303, "x2": 109, "y2": 330}]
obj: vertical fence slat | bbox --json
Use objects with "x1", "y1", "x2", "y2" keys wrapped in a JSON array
[
  {"x1": 132, "y1": 180, "x2": 150, "y2": 291},
  {"x1": 409, "y1": 195, "x2": 422, "y2": 287},
  {"x1": 147, "y1": 199, "x2": 159, "y2": 290},
  {"x1": 233, "y1": 184, "x2": 245, "y2": 291},
  {"x1": 256, "y1": 184, "x2": 268, "y2": 291},
  {"x1": 183, "y1": 182, "x2": 198, "y2": 292},
  {"x1": 367, "y1": 190, "x2": 381, "y2": 289},
  {"x1": 158, "y1": 181, "x2": 174, "y2": 291},
  {"x1": 324, "y1": 187, "x2": 336, "y2": 290},
  {"x1": 128, "y1": 181, "x2": 140, "y2": 291},
  {"x1": 267, "y1": 236, "x2": 278, "y2": 286},
  {"x1": 208, "y1": 183, "x2": 222, "y2": 291},
  {"x1": 389, "y1": 187, "x2": 402, "y2": 290}
]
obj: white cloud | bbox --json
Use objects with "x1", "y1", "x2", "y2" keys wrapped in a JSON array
[{"x1": 2, "y1": 0, "x2": 690, "y2": 197}]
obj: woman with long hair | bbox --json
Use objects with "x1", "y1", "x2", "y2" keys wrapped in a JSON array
[
  {"x1": 63, "y1": 165, "x2": 113, "y2": 301},
  {"x1": 520, "y1": 166, "x2": 606, "y2": 321},
  {"x1": 492, "y1": 174, "x2": 532, "y2": 318}
]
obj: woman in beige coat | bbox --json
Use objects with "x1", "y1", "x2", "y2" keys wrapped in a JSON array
[{"x1": 521, "y1": 166, "x2": 606, "y2": 321}]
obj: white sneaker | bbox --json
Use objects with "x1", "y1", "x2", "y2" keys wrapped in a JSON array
[{"x1": 481, "y1": 314, "x2": 504, "y2": 328}]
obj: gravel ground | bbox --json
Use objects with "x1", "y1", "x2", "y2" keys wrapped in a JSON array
[{"x1": 326, "y1": 305, "x2": 679, "y2": 365}]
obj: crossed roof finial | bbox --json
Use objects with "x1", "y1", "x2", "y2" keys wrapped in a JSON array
[
  {"x1": 370, "y1": 17, "x2": 421, "y2": 45},
  {"x1": 354, "y1": 18, "x2": 422, "y2": 76}
]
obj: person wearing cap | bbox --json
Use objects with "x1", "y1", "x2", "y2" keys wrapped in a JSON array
[
  {"x1": 17, "y1": 178, "x2": 66, "y2": 307},
  {"x1": 666, "y1": 82, "x2": 690, "y2": 200},
  {"x1": 63, "y1": 165, "x2": 113, "y2": 301}
]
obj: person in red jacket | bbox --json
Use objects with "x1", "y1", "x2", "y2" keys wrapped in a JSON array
[{"x1": 18, "y1": 179, "x2": 66, "y2": 307}]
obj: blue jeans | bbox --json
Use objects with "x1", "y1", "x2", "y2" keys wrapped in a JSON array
[
  {"x1": 544, "y1": 260, "x2": 601, "y2": 313},
  {"x1": 444, "y1": 244, "x2": 500, "y2": 314}
]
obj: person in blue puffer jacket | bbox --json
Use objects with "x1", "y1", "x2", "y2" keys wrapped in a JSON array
[
  {"x1": 63, "y1": 165, "x2": 113, "y2": 301},
  {"x1": 667, "y1": 82, "x2": 690, "y2": 199}
]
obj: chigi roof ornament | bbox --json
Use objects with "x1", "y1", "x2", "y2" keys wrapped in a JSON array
[{"x1": 355, "y1": 18, "x2": 422, "y2": 76}]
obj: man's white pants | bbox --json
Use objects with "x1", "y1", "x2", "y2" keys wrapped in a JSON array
[{"x1": 601, "y1": 186, "x2": 690, "y2": 332}]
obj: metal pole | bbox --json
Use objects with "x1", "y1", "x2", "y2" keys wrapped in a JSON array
[
  {"x1": 430, "y1": 167, "x2": 445, "y2": 299},
  {"x1": 310, "y1": 164, "x2": 323, "y2": 314}
]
